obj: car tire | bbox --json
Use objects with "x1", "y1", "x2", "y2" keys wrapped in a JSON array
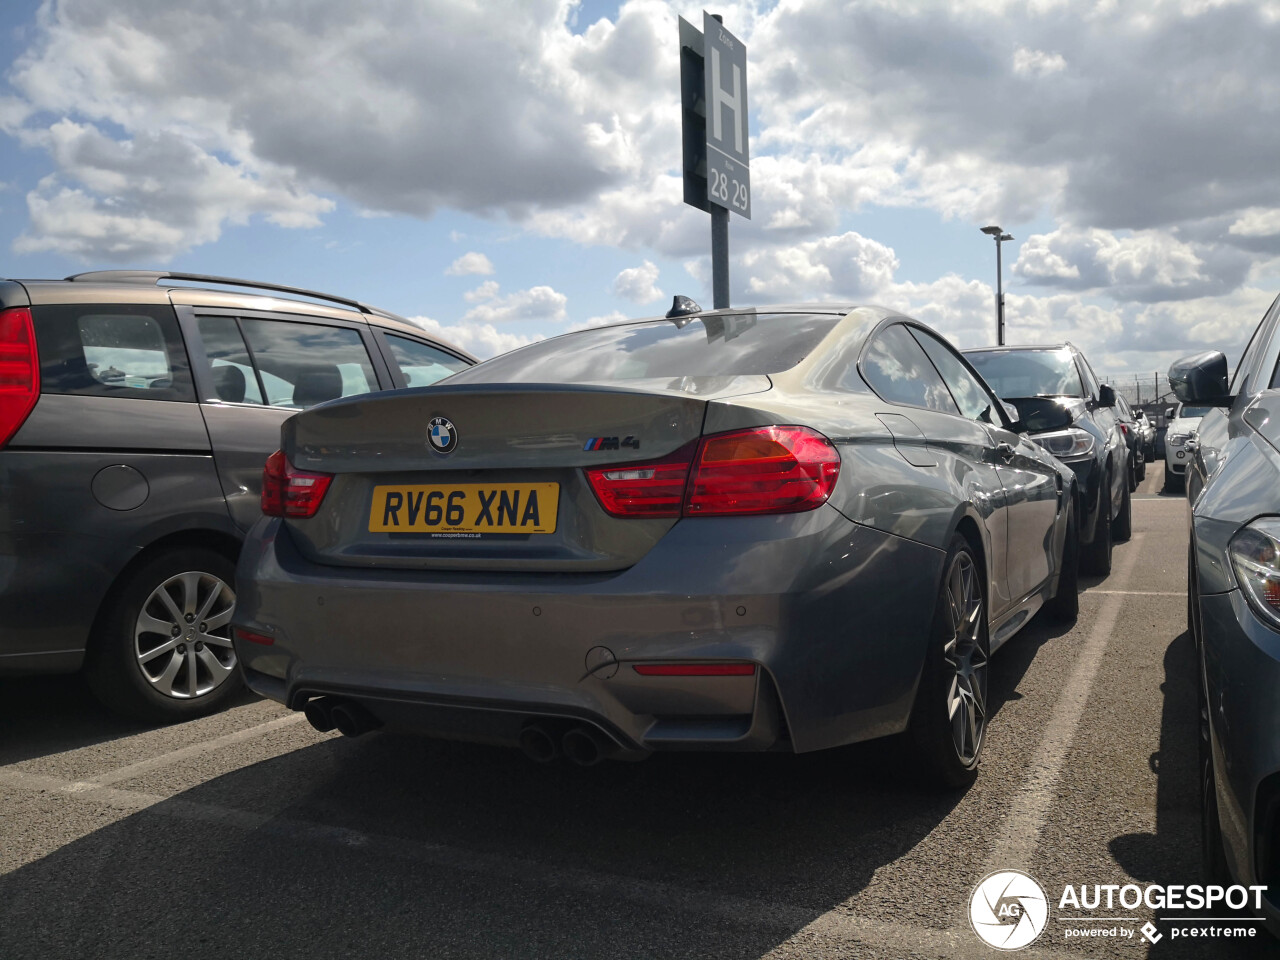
[
  {"x1": 1135, "y1": 452, "x2": 1146, "y2": 483},
  {"x1": 1043, "y1": 497, "x2": 1079, "y2": 623},
  {"x1": 1112, "y1": 470, "x2": 1133, "y2": 542},
  {"x1": 85, "y1": 547, "x2": 243, "y2": 722},
  {"x1": 908, "y1": 534, "x2": 989, "y2": 790},
  {"x1": 1081, "y1": 476, "x2": 1113, "y2": 576}
]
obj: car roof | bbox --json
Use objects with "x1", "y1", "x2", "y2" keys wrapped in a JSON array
[{"x1": 1, "y1": 271, "x2": 476, "y2": 361}]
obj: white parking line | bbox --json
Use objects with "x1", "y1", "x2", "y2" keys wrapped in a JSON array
[
  {"x1": 1087, "y1": 589, "x2": 1182, "y2": 596},
  {"x1": 0, "y1": 764, "x2": 1097, "y2": 960},
  {"x1": 62, "y1": 712, "x2": 309, "y2": 792},
  {"x1": 984, "y1": 534, "x2": 1146, "y2": 871}
]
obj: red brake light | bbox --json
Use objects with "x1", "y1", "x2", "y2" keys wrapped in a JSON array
[
  {"x1": 685, "y1": 425, "x2": 840, "y2": 516},
  {"x1": 262, "y1": 449, "x2": 333, "y2": 518},
  {"x1": 585, "y1": 443, "x2": 696, "y2": 517},
  {"x1": 0, "y1": 307, "x2": 39, "y2": 450}
]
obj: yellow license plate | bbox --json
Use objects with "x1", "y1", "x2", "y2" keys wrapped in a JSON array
[{"x1": 368, "y1": 483, "x2": 559, "y2": 534}]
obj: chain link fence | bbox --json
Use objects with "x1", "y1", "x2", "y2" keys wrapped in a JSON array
[{"x1": 1100, "y1": 373, "x2": 1176, "y2": 407}]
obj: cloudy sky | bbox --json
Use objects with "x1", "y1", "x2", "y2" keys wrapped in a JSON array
[{"x1": 2, "y1": 0, "x2": 1279, "y2": 378}]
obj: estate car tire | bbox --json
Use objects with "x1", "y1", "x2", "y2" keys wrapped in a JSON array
[
  {"x1": 1112, "y1": 470, "x2": 1133, "y2": 542},
  {"x1": 908, "y1": 535, "x2": 990, "y2": 790},
  {"x1": 1043, "y1": 497, "x2": 1079, "y2": 623},
  {"x1": 85, "y1": 547, "x2": 243, "y2": 722},
  {"x1": 1081, "y1": 475, "x2": 1113, "y2": 577}
]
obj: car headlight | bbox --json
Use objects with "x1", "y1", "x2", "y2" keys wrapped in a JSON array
[
  {"x1": 1168, "y1": 434, "x2": 1187, "y2": 448},
  {"x1": 1032, "y1": 428, "x2": 1095, "y2": 460},
  {"x1": 1229, "y1": 519, "x2": 1280, "y2": 629}
]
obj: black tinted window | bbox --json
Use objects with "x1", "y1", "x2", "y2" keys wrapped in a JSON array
[
  {"x1": 909, "y1": 327, "x2": 1000, "y2": 423},
  {"x1": 965, "y1": 348, "x2": 1085, "y2": 399},
  {"x1": 448, "y1": 313, "x2": 840, "y2": 383},
  {"x1": 34, "y1": 303, "x2": 194, "y2": 402},
  {"x1": 860, "y1": 324, "x2": 959, "y2": 414}
]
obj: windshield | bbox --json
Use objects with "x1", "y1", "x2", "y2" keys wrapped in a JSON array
[
  {"x1": 1177, "y1": 405, "x2": 1211, "y2": 418},
  {"x1": 964, "y1": 348, "x2": 1084, "y2": 399},
  {"x1": 449, "y1": 313, "x2": 841, "y2": 383}
]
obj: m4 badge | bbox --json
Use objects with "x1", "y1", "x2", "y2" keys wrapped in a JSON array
[{"x1": 584, "y1": 436, "x2": 640, "y2": 451}]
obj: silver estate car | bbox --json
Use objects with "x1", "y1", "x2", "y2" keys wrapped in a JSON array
[{"x1": 233, "y1": 304, "x2": 1080, "y2": 787}]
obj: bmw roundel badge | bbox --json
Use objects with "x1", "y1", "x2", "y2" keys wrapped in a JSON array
[{"x1": 427, "y1": 416, "x2": 457, "y2": 454}]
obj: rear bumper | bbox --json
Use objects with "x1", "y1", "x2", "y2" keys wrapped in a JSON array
[{"x1": 233, "y1": 507, "x2": 947, "y2": 754}]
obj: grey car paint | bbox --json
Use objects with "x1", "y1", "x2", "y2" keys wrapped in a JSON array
[
  {"x1": 233, "y1": 306, "x2": 1077, "y2": 756},
  {"x1": 1176, "y1": 290, "x2": 1280, "y2": 934},
  {"x1": 0, "y1": 275, "x2": 474, "y2": 679}
]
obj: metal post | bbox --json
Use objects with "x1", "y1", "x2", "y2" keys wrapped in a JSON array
[
  {"x1": 995, "y1": 237, "x2": 1004, "y2": 346},
  {"x1": 711, "y1": 205, "x2": 730, "y2": 309}
]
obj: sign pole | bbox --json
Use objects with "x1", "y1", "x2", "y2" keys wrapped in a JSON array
[{"x1": 711, "y1": 206, "x2": 729, "y2": 309}]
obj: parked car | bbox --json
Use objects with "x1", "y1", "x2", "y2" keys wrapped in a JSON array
[
  {"x1": 964, "y1": 343, "x2": 1130, "y2": 576},
  {"x1": 1134, "y1": 411, "x2": 1157, "y2": 462},
  {"x1": 1113, "y1": 394, "x2": 1146, "y2": 488},
  {"x1": 1173, "y1": 291, "x2": 1280, "y2": 937},
  {"x1": 233, "y1": 303, "x2": 1080, "y2": 787},
  {"x1": 0, "y1": 270, "x2": 474, "y2": 720},
  {"x1": 1163, "y1": 401, "x2": 1211, "y2": 492}
]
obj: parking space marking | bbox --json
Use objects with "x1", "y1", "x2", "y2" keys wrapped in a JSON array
[
  {"x1": 1086, "y1": 589, "x2": 1182, "y2": 596},
  {"x1": 62, "y1": 712, "x2": 310, "y2": 792},
  {"x1": 0, "y1": 763, "x2": 1097, "y2": 960},
  {"x1": 983, "y1": 535, "x2": 1145, "y2": 872}
]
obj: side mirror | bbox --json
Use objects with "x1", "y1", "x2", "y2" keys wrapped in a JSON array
[
  {"x1": 999, "y1": 400, "x2": 1026, "y2": 433},
  {"x1": 1169, "y1": 351, "x2": 1232, "y2": 406},
  {"x1": 1098, "y1": 383, "x2": 1116, "y2": 407}
]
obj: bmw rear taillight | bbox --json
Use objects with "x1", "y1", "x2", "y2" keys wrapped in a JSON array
[
  {"x1": 586, "y1": 426, "x2": 840, "y2": 518},
  {"x1": 0, "y1": 307, "x2": 39, "y2": 450},
  {"x1": 685, "y1": 425, "x2": 840, "y2": 515},
  {"x1": 262, "y1": 449, "x2": 333, "y2": 518}
]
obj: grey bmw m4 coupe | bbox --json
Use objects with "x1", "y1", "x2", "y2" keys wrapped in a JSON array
[{"x1": 233, "y1": 304, "x2": 1079, "y2": 786}]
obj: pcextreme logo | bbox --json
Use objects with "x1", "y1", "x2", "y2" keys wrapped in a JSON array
[{"x1": 970, "y1": 870, "x2": 1050, "y2": 950}]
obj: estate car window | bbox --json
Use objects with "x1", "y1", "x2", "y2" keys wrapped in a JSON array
[
  {"x1": 238, "y1": 318, "x2": 377, "y2": 409},
  {"x1": 385, "y1": 334, "x2": 469, "y2": 387},
  {"x1": 909, "y1": 328, "x2": 1000, "y2": 424},
  {"x1": 34, "y1": 303, "x2": 194, "y2": 402},
  {"x1": 966, "y1": 348, "x2": 1084, "y2": 399},
  {"x1": 860, "y1": 324, "x2": 959, "y2": 414},
  {"x1": 196, "y1": 316, "x2": 265, "y2": 405}
]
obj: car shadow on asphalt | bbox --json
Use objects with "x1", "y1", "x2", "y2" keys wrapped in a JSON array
[
  {"x1": 0, "y1": 672, "x2": 262, "y2": 765},
  {"x1": 1109, "y1": 631, "x2": 1273, "y2": 959}
]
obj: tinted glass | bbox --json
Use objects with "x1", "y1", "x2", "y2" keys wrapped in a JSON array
[
  {"x1": 1177, "y1": 405, "x2": 1212, "y2": 418},
  {"x1": 909, "y1": 327, "x2": 1000, "y2": 423},
  {"x1": 860, "y1": 324, "x2": 959, "y2": 413},
  {"x1": 196, "y1": 316, "x2": 265, "y2": 405},
  {"x1": 34, "y1": 303, "x2": 194, "y2": 401},
  {"x1": 239, "y1": 318, "x2": 377, "y2": 409},
  {"x1": 385, "y1": 334, "x2": 470, "y2": 387},
  {"x1": 448, "y1": 313, "x2": 840, "y2": 383},
  {"x1": 965, "y1": 348, "x2": 1085, "y2": 399}
]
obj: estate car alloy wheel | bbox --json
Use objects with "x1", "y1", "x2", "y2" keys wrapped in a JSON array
[
  {"x1": 910, "y1": 535, "x2": 990, "y2": 789},
  {"x1": 86, "y1": 547, "x2": 243, "y2": 722}
]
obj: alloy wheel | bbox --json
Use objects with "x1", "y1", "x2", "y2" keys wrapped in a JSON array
[
  {"x1": 943, "y1": 552, "x2": 988, "y2": 765},
  {"x1": 134, "y1": 571, "x2": 237, "y2": 699}
]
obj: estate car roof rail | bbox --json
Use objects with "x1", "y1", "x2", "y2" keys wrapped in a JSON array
[{"x1": 65, "y1": 270, "x2": 406, "y2": 322}]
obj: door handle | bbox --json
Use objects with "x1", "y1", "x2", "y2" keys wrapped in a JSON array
[{"x1": 996, "y1": 442, "x2": 1016, "y2": 462}]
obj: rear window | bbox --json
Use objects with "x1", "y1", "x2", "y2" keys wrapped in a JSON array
[
  {"x1": 33, "y1": 303, "x2": 194, "y2": 402},
  {"x1": 965, "y1": 348, "x2": 1084, "y2": 399},
  {"x1": 448, "y1": 313, "x2": 841, "y2": 383}
]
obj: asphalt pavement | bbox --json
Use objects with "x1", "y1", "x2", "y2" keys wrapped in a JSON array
[{"x1": 1, "y1": 464, "x2": 1272, "y2": 960}]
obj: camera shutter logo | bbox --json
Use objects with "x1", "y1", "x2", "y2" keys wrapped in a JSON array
[
  {"x1": 969, "y1": 870, "x2": 1049, "y2": 950},
  {"x1": 428, "y1": 417, "x2": 457, "y2": 454}
]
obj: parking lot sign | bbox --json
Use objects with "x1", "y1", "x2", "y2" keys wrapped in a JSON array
[{"x1": 702, "y1": 11, "x2": 750, "y2": 219}]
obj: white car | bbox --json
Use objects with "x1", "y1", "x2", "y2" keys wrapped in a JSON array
[{"x1": 1164, "y1": 402, "x2": 1211, "y2": 490}]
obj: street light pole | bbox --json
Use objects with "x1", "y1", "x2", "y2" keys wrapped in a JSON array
[{"x1": 981, "y1": 225, "x2": 1014, "y2": 345}]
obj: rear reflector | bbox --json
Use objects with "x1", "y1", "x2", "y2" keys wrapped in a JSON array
[
  {"x1": 262, "y1": 449, "x2": 333, "y2": 518},
  {"x1": 233, "y1": 627, "x2": 275, "y2": 646},
  {"x1": 633, "y1": 663, "x2": 757, "y2": 676},
  {"x1": 0, "y1": 307, "x2": 39, "y2": 450}
]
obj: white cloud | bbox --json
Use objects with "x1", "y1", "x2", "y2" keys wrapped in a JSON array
[
  {"x1": 406, "y1": 316, "x2": 542, "y2": 361},
  {"x1": 738, "y1": 231, "x2": 899, "y2": 302},
  {"x1": 611, "y1": 260, "x2": 664, "y2": 303},
  {"x1": 1012, "y1": 47, "x2": 1067, "y2": 77},
  {"x1": 460, "y1": 283, "x2": 568, "y2": 325},
  {"x1": 572, "y1": 310, "x2": 631, "y2": 331},
  {"x1": 445, "y1": 251, "x2": 495, "y2": 276}
]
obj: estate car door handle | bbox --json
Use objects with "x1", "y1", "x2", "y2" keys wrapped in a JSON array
[{"x1": 996, "y1": 442, "x2": 1016, "y2": 462}]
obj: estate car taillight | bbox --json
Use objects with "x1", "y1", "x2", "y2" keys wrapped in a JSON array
[
  {"x1": 0, "y1": 307, "x2": 39, "y2": 450},
  {"x1": 586, "y1": 426, "x2": 840, "y2": 519},
  {"x1": 262, "y1": 449, "x2": 333, "y2": 518}
]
